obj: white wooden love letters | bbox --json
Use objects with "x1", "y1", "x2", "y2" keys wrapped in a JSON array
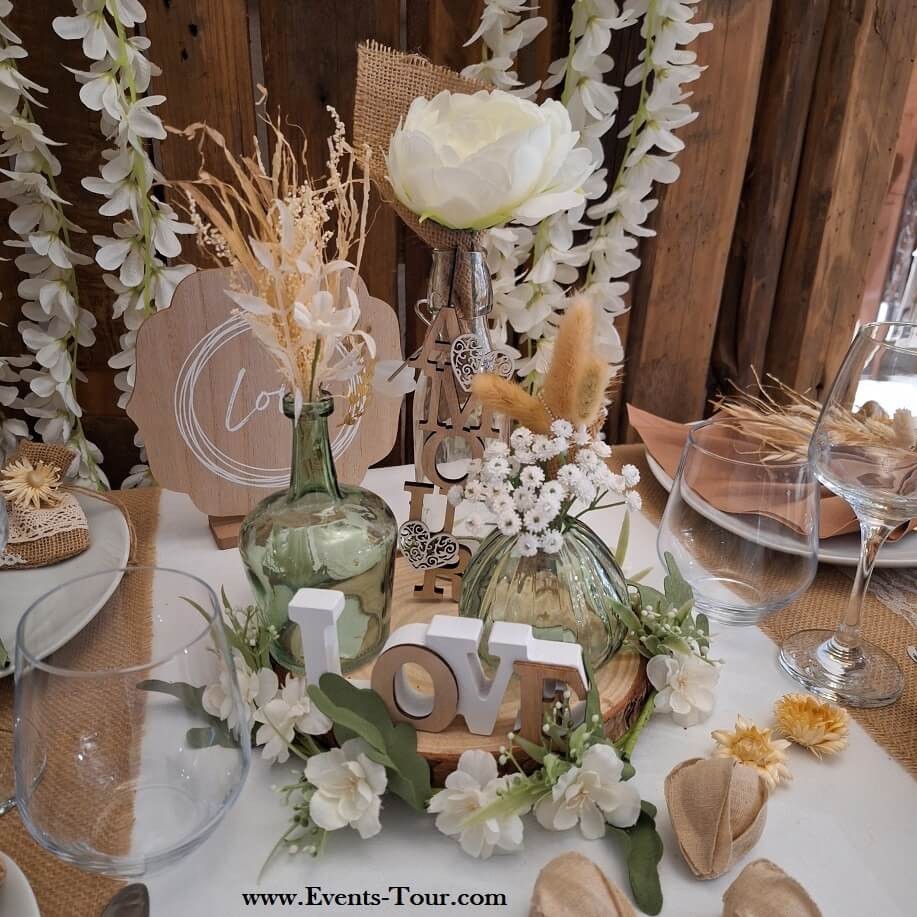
[{"x1": 288, "y1": 588, "x2": 588, "y2": 743}]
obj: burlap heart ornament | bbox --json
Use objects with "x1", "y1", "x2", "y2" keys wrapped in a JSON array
[{"x1": 665, "y1": 756, "x2": 769, "y2": 880}]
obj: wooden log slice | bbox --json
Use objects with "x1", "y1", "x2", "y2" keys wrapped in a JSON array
[{"x1": 352, "y1": 559, "x2": 650, "y2": 785}]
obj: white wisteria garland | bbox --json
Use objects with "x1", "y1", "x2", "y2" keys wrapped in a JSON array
[
  {"x1": 464, "y1": 0, "x2": 711, "y2": 384},
  {"x1": 53, "y1": 0, "x2": 195, "y2": 485},
  {"x1": 0, "y1": 0, "x2": 107, "y2": 485}
]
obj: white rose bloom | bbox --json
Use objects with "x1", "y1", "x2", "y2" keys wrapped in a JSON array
[
  {"x1": 647, "y1": 651, "x2": 719, "y2": 727},
  {"x1": 305, "y1": 738, "x2": 388, "y2": 839},
  {"x1": 534, "y1": 744, "x2": 641, "y2": 839},
  {"x1": 428, "y1": 749, "x2": 526, "y2": 859},
  {"x1": 253, "y1": 676, "x2": 333, "y2": 764},
  {"x1": 387, "y1": 89, "x2": 595, "y2": 231}
]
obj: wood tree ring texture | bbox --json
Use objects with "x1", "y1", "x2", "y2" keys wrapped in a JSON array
[
  {"x1": 127, "y1": 268, "x2": 403, "y2": 517},
  {"x1": 352, "y1": 559, "x2": 650, "y2": 785}
]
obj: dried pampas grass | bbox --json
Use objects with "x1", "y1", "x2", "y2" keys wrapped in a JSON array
[
  {"x1": 172, "y1": 103, "x2": 375, "y2": 413},
  {"x1": 471, "y1": 297, "x2": 611, "y2": 433},
  {"x1": 712, "y1": 372, "x2": 916, "y2": 463}
]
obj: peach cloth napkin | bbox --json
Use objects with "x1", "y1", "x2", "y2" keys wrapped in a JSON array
[{"x1": 628, "y1": 404, "x2": 917, "y2": 540}]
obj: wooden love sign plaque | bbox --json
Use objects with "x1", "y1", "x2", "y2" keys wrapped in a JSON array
[{"x1": 127, "y1": 268, "x2": 402, "y2": 542}]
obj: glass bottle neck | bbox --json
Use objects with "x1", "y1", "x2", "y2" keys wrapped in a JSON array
[{"x1": 285, "y1": 395, "x2": 342, "y2": 501}]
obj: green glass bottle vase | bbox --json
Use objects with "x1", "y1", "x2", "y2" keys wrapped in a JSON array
[
  {"x1": 239, "y1": 394, "x2": 397, "y2": 674},
  {"x1": 458, "y1": 518, "x2": 629, "y2": 670}
]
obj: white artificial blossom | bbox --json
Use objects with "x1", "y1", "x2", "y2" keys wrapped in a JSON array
[
  {"x1": 428, "y1": 749, "x2": 527, "y2": 859},
  {"x1": 533, "y1": 742, "x2": 641, "y2": 838},
  {"x1": 304, "y1": 738, "x2": 388, "y2": 839},
  {"x1": 54, "y1": 0, "x2": 195, "y2": 485},
  {"x1": 646, "y1": 649, "x2": 718, "y2": 727},
  {"x1": 465, "y1": 0, "x2": 711, "y2": 384},
  {"x1": 0, "y1": 0, "x2": 108, "y2": 486}
]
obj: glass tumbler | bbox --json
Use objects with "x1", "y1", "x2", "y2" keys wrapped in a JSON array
[
  {"x1": 657, "y1": 419, "x2": 819, "y2": 625},
  {"x1": 14, "y1": 567, "x2": 250, "y2": 877}
]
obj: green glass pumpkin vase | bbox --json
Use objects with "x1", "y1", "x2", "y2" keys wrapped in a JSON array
[
  {"x1": 458, "y1": 518, "x2": 629, "y2": 670},
  {"x1": 238, "y1": 394, "x2": 397, "y2": 674}
]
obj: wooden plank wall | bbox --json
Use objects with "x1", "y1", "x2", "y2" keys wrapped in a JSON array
[{"x1": 0, "y1": 0, "x2": 913, "y2": 483}]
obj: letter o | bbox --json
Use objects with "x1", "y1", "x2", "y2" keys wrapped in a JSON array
[{"x1": 371, "y1": 644, "x2": 459, "y2": 732}]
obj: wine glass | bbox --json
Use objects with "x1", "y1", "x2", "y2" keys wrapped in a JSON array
[
  {"x1": 14, "y1": 567, "x2": 251, "y2": 876},
  {"x1": 779, "y1": 322, "x2": 917, "y2": 707},
  {"x1": 658, "y1": 418, "x2": 819, "y2": 625}
]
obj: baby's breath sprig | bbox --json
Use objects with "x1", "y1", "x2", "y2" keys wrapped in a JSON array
[{"x1": 453, "y1": 419, "x2": 641, "y2": 556}]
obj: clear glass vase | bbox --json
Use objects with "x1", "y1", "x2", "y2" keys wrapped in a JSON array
[
  {"x1": 239, "y1": 394, "x2": 397, "y2": 674},
  {"x1": 458, "y1": 518, "x2": 630, "y2": 670}
]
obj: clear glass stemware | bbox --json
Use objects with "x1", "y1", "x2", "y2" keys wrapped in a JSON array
[
  {"x1": 657, "y1": 418, "x2": 819, "y2": 626},
  {"x1": 14, "y1": 566, "x2": 251, "y2": 876},
  {"x1": 779, "y1": 322, "x2": 917, "y2": 707}
]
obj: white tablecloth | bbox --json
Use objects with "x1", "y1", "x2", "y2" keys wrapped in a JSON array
[{"x1": 146, "y1": 468, "x2": 916, "y2": 916}]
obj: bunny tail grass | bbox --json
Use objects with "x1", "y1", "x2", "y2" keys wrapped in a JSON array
[
  {"x1": 572, "y1": 357, "x2": 612, "y2": 428},
  {"x1": 542, "y1": 297, "x2": 594, "y2": 422},
  {"x1": 471, "y1": 374, "x2": 551, "y2": 433}
]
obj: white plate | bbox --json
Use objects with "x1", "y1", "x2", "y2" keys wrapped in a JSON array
[
  {"x1": 0, "y1": 853, "x2": 40, "y2": 917},
  {"x1": 646, "y1": 451, "x2": 917, "y2": 568},
  {"x1": 0, "y1": 491, "x2": 131, "y2": 677}
]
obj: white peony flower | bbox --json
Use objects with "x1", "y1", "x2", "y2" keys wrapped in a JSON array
[
  {"x1": 625, "y1": 491, "x2": 642, "y2": 512},
  {"x1": 386, "y1": 89, "x2": 594, "y2": 230},
  {"x1": 305, "y1": 738, "x2": 387, "y2": 839},
  {"x1": 647, "y1": 651, "x2": 719, "y2": 727},
  {"x1": 253, "y1": 676, "x2": 332, "y2": 764},
  {"x1": 428, "y1": 749, "x2": 526, "y2": 859},
  {"x1": 202, "y1": 655, "x2": 278, "y2": 733},
  {"x1": 534, "y1": 744, "x2": 640, "y2": 839}
]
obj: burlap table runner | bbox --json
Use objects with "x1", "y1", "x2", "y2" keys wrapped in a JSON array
[
  {"x1": 0, "y1": 487, "x2": 160, "y2": 916},
  {"x1": 611, "y1": 445, "x2": 917, "y2": 778}
]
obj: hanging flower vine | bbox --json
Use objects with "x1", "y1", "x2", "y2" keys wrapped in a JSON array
[
  {"x1": 0, "y1": 0, "x2": 107, "y2": 486},
  {"x1": 465, "y1": 0, "x2": 711, "y2": 385},
  {"x1": 53, "y1": 0, "x2": 195, "y2": 485}
]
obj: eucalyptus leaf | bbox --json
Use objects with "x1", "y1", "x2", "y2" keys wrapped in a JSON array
[
  {"x1": 186, "y1": 725, "x2": 236, "y2": 749},
  {"x1": 614, "y1": 510, "x2": 630, "y2": 565},
  {"x1": 514, "y1": 734, "x2": 548, "y2": 764},
  {"x1": 662, "y1": 552, "x2": 693, "y2": 610},
  {"x1": 138, "y1": 679, "x2": 235, "y2": 749},
  {"x1": 611, "y1": 600, "x2": 643, "y2": 635},
  {"x1": 608, "y1": 804, "x2": 664, "y2": 915},
  {"x1": 138, "y1": 678, "x2": 206, "y2": 712},
  {"x1": 308, "y1": 684, "x2": 388, "y2": 753},
  {"x1": 0, "y1": 636, "x2": 8, "y2": 670},
  {"x1": 310, "y1": 674, "x2": 432, "y2": 811}
]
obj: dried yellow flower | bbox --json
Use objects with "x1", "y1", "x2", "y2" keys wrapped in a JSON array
[
  {"x1": 1, "y1": 459, "x2": 64, "y2": 510},
  {"x1": 712, "y1": 716, "x2": 792, "y2": 791},
  {"x1": 774, "y1": 693, "x2": 849, "y2": 758}
]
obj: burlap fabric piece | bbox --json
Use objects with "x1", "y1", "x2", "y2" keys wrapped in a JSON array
[
  {"x1": 354, "y1": 41, "x2": 487, "y2": 253},
  {"x1": 611, "y1": 445, "x2": 917, "y2": 778},
  {"x1": 664, "y1": 757, "x2": 768, "y2": 879},
  {"x1": 0, "y1": 488, "x2": 160, "y2": 917},
  {"x1": 530, "y1": 851, "x2": 636, "y2": 917},
  {"x1": 2, "y1": 441, "x2": 89, "y2": 569},
  {"x1": 722, "y1": 859, "x2": 822, "y2": 917}
]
